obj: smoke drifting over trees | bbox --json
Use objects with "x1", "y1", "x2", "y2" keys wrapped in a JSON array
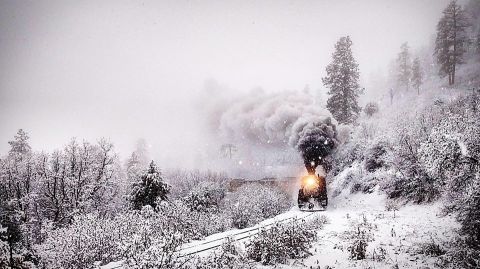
[{"x1": 205, "y1": 89, "x2": 338, "y2": 174}]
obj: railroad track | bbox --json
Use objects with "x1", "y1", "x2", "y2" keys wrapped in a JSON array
[
  {"x1": 101, "y1": 211, "x2": 319, "y2": 268},
  {"x1": 178, "y1": 211, "x2": 317, "y2": 257}
]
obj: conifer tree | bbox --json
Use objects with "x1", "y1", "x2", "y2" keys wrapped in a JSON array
[
  {"x1": 130, "y1": 161, "x2": 170, "y2": 210},
  {"x1": 322, "y1": 36, "x2": 362, "y2": 124},
  {"x1": 8, "y1": 129, "x2": 31, "y2": 159},
  {"x1": 396, "y1": 42, "x2": 411, "y2": 91},
  {"x1": 411, "y1": 57, "x2": 423, "y2": 95},
  {"x1": 434, "y1": 0, "x2": 469, "y2": 85}
]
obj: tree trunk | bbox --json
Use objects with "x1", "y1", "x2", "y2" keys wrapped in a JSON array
[
  {"x1": 9, "y1": 241, "x2": 14, "y2": 269},
  {"x1": 452, "y1": 65, "x2": 455, "y2": 85}
]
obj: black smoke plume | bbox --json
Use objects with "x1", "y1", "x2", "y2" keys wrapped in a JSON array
[{"x1": 290, "y1": 117, "x2": 337, "y2": 174}]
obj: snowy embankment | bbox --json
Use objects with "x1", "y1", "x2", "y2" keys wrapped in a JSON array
[
  {"x1": 287, "y1": 191, "x2": 459, "y2": 268},
  {"x1": 100, "y1": 207, "x2": 318, "y2": 269},
  {"x1": 179, "y1": 208, "x2": 317, "y2": 258},
  {"x1": 102, "y1": 190, "x2": 459, "y2": 269}
]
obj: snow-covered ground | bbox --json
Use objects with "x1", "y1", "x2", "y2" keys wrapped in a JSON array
[
  {"x1": 101, "y1": 190, "x2": 459, "y2": 269},
  {"x1": 101, "y1": 207, "x2": 318, "y2": 268},
  {"x1": 179, "y1": 207, "x2": 317, "y2": 258},
  {"x1": 276, "y1": 191, "x2": 459, "y2": 268}
]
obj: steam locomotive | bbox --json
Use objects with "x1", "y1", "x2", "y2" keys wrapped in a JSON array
[{"x1": 298, "y1": 174, "x2": 328, "y2": 211}]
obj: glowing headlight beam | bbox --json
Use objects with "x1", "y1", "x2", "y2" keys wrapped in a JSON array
[{"x1": 305, "y1": 176, "x2": 317, "y2": 187}]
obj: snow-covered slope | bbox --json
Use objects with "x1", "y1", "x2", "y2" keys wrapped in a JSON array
[
  {"x1": 101, "y1": 190, "x2": 459, "y2": 269},
  {"x1": 282, "y1": 191, "x2": 459, "y2": 268}
]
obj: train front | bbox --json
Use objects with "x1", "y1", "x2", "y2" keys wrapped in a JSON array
[{"x1": 297, "y1": 174, "x2": 328, "y2": 211}]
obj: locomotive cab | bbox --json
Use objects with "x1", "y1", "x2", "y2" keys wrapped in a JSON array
[{"x1": 298, "y1": 174, "x2": 328, "y2": 210}]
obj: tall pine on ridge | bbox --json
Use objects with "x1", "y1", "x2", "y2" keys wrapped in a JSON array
[
  {"x1": 434, "y1": 0, "x2": 469, "y2": 85},
  {"x1": 396, "y1": 42, "x2": 411, "y2": 91},
  {"x1": 411, "y1": 57, "x2": 423, "y2": 95},
  {"x1": 323, "y1": 36, "x2": 362, "y2": 124}
]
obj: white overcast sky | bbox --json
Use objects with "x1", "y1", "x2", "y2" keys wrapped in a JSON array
[{"x1": 0, "y1": 0, "x2": 453, "y2": 164}]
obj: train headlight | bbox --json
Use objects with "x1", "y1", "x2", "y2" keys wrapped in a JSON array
[{"x1": 305, "y1": 176, "x2": 317, "y2": 187}]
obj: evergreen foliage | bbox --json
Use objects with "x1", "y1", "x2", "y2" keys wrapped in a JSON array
[
  {"x1": 130, "y1": 161, "x2": 170, "y2": 210},
  {"x1": 8, "y1": 129, "x2": 31, "y2": 162},
  {"x1": 396, "y1": 42, "x2": 411, "y2": 91},
  {"x1": 323, "y1": 36, "x2": 363, "y2": 124},
  {"x1": 364, "y1": 102, "x2": 379, "y2": 117},
  {"x1": 434, "y1": 0, "x2": 470, "y2": 85},
  {"x1": 411, "y1": 57, "x2": 423, "y2": 95}
]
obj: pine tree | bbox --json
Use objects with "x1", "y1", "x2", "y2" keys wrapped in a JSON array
[
  {"x1": 411, "y1": 57, "x2": 423, "y2": 95},
  {"x1": 434, "y1": 0, "x2": 470, "y2": 85},
  {"x1": 322, "y1": 36, "x2": 362, "y2": 124},
  {"x1": 133, "y1": 138, "x2": 149, "y2": 167},
  {"x1": 8, "y1": 129, "x2": 31, "y2": 159},
  {"x1": 126, "y1": 152, "x2": 143, "y2": 184},
  {"x1": 396, "y1": 43, "x2": 411, "y2": 91},
  {"x1": 130, "y1": 161, "x2": 170, "y2": 210}
]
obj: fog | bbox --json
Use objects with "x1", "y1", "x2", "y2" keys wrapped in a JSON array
[{"x1": 0, "y1": 0, "x2": 452, "y2": 172}]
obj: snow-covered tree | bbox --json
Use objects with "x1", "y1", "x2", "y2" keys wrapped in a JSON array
[
  {"x1": 434, "y1": 0, "x2": 470, "y2": 85},
  {"x1": 364, "y1": 102, "x2": 379, "y2": 117},
  {"x1": 411, "y1": 57, "x2": 423, "y2": 95},
  {"x1": 323, "y1": 36, "x2": 363, "y2": 124},
  {"x1": 396, "y1": 42, "x2": 412, "y2": 91},
  {"x1": 183, "y1": 181, "x2": 225, "y2": 212},
  {"x1": 130, "y1": 161, "x2": 170, "y2": 210},
  {"x1": 8, "y1": 129, "x2": 31, "y2": 159},
  {"x1": 133, "y1": 138, "x2": 150, "y2": 168},
  {"x1": 126, "y1": 152, "x2": 143, "y2": 183},
  {"x1": 125, "y1": 139, "x2": 151, "y2": 188}
]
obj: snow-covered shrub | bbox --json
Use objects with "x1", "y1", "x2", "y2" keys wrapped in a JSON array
[
  {"x1": 364, "y1": 102, "x2": 379, "y2": 117},
  {"x1": 372, "y1": 246, "x2": 387, "y2": 262},
  {"x1": 453, "y1": 176, "x2": 480, "y2": 268},
  {"x1": 381, "y1": 122, "x2": 439, "y2": 203},
  {"x1": 0, "y1": 222, "x2": 36, "y2": 269},
  {"x1": 0, "y1": 227, "x2": 7, "y2": 268},
  {"x1": 416, "y1": 239, "x2": 446, "y2": 257},
  {"x1": 446, "y1": 237, "x2": 480, "y2": 269},
  {"x1": 122, "y1": 208, "x2": 185, "y2": 269},
  {"x1": 157, "y1": 200, "x2": 230, "y2": 240},
  {"x1": 347, "y1": 229, "x2": 368, "y2": 260},
  {"x1": 222, "y1": 183, "x2": 291, "y2": 229},
  {"x1": 329, "y1": 122, "x2": 379, "y2": 177},
  {"x1": 246, "y1": 218, "x2": 316, "y2": 265},
  {"x1": 364, "y1": 141, "x2": 389, "y2": 172},
  {"x1": 36, "y1": 213, "x2": 130, "y2": 268},
  {"x1": 415, "y1": 103, "x2": 480, "y2": 267},
  {"x1": 193, "y1": 238, "x2": 254, "y2": 269},
  {"x1": 304, "y1": 215, "x2": 329, "y2": 230},
  {"x1": 336, "y1": 124, "x2": 353, "y2": 144},
  {"x1": 343, "y1": 215, "x2": 374, "y2": 261},
  {"x1": 37, "y1": 205, "x2": 197, "y2": 268},
  {"x1": 385, "y1": 199, "x2": 400, "y2": 218},
  {"x1": 330, "y1": 142, "x2": 365, "y2": 179},
  {"x1": 182, "y1": 181, "x2": 226, "y2": 212},
  {"x1": 166, "y1": 169, "x2": 228, "y2": 200}
]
